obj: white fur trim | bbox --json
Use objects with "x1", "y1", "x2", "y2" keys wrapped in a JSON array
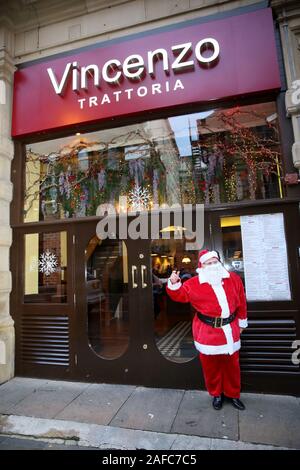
[
  {"x1": 167, "y1": 279, "x2": 182, "y2": 290},
  {"x1": 199, "y1": 251, "x2": 219, "y2": 265},
  {"x1": 210, "y1": 284, "x2": 230, "y2": 318},
  {"x1": 222, "y1": 323, "x2": 235, "y2": 354},
  {"x1": 194, "y1": 339, "x2": 241, "y2": 355},
  {"x1": 239, "y1": 319, "x2": 248, "y2": 328},
  {"x1": 220, "y1": 265, "x2": 230, "y2": 278}
]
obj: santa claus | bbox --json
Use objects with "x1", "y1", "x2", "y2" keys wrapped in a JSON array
[{"x1": 166, "y1": 249, "x2": 247, "y2": 411}]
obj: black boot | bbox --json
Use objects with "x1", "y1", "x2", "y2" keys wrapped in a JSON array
[
  {"x1": 230, "y1": 398, "x2": 245, "y2": 410},
  {"x1": 212, "y1": 395, "x2": 223, "y2": 410}
]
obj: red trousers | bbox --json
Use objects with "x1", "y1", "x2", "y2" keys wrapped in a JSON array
[{"x1": 199, "y1": 351, "x2": 241, "y2": 398}]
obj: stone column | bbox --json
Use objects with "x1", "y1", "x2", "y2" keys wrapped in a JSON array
[
  {"x1": 0, "y1": 18, "x2": 15, "y2": 384},
  {"x1": 286, "y1": 86, "x2": 300, "y2": 172},
  {"x1": 273, "y1": 1, "x2": 300, "y2": 173},
  {"x1": 284, "y1": 44, "x2": 300, "y2": 171}
]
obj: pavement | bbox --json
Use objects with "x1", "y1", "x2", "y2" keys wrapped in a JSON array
[{"x1": 0, "y1": 377, "x2": 299, "y2": 450}]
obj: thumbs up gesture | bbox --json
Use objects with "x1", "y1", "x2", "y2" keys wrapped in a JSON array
[{"x1": 170, "y1": 270, "x2": 181, "y2": 285}]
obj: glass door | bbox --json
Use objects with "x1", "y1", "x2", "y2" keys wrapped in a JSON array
[
  {"x1": 128, "y1": 209, "x2": 211, "y2": 389},
  {"x1": 150, "y1": 230, "x2": 200, "y2": 364},
  {"x1": 14, "y1": 224, "x2": 76, "y2": 379},
  {"x1": 74, "y1": 220, "x2": 151, "y2": 384},
  {"x1": 85, "y1": 235, "x2": 130, "y2": 361}
]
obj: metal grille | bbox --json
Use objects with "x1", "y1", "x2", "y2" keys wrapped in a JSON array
[
  {"x1": 21, "y1": 315, "x2": 70, "y2": 366},
  {"x1": 240, "y1": 318, "x2": 299, "y2": 373}
]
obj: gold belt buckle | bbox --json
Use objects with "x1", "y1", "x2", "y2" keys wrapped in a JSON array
[{"x1": 214, "y1": 317, "x2": 223, "y2": 328}]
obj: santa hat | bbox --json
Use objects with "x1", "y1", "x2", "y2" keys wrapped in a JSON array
[{"x1": 198, "y1": 249, "x2": 219, "y2": 268}]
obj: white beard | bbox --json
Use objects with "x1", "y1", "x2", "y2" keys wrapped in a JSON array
[{"x1": 203, "y1": 263, "x2": 226, "y2": 286}]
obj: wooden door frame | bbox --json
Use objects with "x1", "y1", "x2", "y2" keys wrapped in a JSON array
[
  {"x1": 12, "y1": 221, "x2": 77, "y2": 379},
  {"x1": 72, "y1": 219, "x2": 149, "y2": 385}
]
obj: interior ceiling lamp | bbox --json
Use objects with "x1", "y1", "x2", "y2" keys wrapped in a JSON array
[{"x1": 160, "y1": 226, "x2": 187, "y2": 233}]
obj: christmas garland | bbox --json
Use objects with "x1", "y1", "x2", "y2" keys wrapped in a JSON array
[{"x1": 24, "y1": 108, "x2": 283, "y2": 219}]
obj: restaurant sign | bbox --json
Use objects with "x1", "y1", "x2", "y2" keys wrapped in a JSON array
[{"x1": 12, "y1": 8, "x2": 280, "y2": 137}]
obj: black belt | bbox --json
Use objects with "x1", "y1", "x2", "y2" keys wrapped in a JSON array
[{"x1": 197, "y1": 311, "x2": 236, "y2": 328}]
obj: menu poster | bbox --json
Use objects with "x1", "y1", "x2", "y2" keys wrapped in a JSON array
[{"x1": 240, "y1": 213, "x2": 291, "y2": 301}]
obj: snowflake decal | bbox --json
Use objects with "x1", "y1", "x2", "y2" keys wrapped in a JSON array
[
  {"x1": 39, "y1": 251, "x2": 58, "y2": 276},
  {"x1": 128, "y1": 185, "x2": 151, "y2": 212}
]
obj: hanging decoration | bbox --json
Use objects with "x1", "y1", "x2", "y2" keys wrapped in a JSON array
[
  {"x1": 24, "y1": 108, "x2": 283, "y2": 221},
  {"x1": 152, "y1": 169, "x2": 159, "y2": 205},
  {"x1": 128, "y1": 158, "x2": 146, "y2": 187},
  {"x1": 128, "y1": 185, "x2": 152, "y2": 212},
  {"x1": 39, "y1": 251, "x2": 58, "y2": 276}
]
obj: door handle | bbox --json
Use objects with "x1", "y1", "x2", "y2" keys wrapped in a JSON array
[
  {"x1": 141, "y1": 265, "x2": 147, "y2": 288},
  {"x1": 131, "y1": 265, "x2": 138, "y2": 288}
]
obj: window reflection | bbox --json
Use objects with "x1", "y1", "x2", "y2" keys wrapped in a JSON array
[
  {"x1": 151, "y1": 233, "x2": 198, "y2": 363},
  {"x1": 221, "y1": 217, "x2": 244, "y2": 285},
  {"x1": 25, "y1": 101, "x2": 283, "y2": 222},
  {"x1": 86, "y1": 237, "x2": 129, "y2": 359}
]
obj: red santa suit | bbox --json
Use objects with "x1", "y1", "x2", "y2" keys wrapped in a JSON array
[{"x1": 166, "y1": 251, "x2": 247, "y2": 398}]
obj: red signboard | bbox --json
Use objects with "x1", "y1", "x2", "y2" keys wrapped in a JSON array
[{"x1": 12, "y1": 8, "x2": 281, "y2": 138}]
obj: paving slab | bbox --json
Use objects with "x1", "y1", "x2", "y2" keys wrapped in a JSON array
[
  {"x1": 84, "y1": 424, "x2": 176, "y2": 450},
  {"x1": 171, "y1": 434, "x2": 212, "y2": 450},
  {"x1": 55, "y1": 383, "x2": 136, "y2": 425},
  {"x1": 6, "y1": 380, "x2": 90, "y2": 419},
  {"x1": 0, "y1": 377, "x2": 48, "y2": 414},
  {"x1": 171, "y1": 391, "x2": 239, "y2": 441},
  {"x1": 210, "y1": 438, "x2": 290, "y2": 450},
  {"x1": 239, "y1": 393, "x2": 300, "y2": 449},
  {"x1": 110, "y1": 386, "x2": 184, "y2": 433}
]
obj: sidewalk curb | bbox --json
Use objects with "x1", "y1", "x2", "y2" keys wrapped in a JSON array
[{"x1": 0, "y1": 414, "x2": 292, "y2": 450}]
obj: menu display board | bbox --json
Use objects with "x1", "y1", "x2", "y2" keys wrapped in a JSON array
[{"x1": 240, "y1": 213, "x2": 291, "y2": 301}]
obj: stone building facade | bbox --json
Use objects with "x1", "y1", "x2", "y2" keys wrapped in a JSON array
[{"x1": 0, "y1": 0, "x2": 300, "y2": 386}]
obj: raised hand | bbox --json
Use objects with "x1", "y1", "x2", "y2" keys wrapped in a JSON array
[{"x1": 170, "y1": 270, "x2": 181, "y2": 285}]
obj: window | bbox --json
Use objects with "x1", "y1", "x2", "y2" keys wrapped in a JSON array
[
  {"x1": 24, "y1": 101, "x2": 283, "y2": 222},
  {"x1": 86, "y1": 237, "x2": 129, "y2": 359},
  {"x1": 151, "y1": 232, "x2": 199, "y2": 363},
  {"x1": 24, "y1": 231, "x2": 67, "y2": 303}
]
